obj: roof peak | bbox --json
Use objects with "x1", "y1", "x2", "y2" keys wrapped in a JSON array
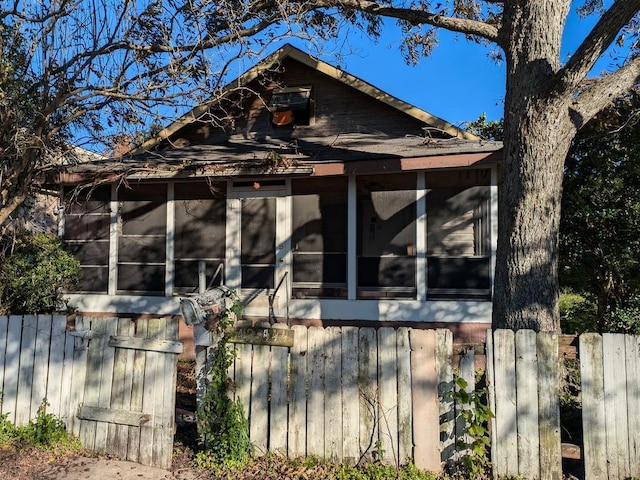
[{"x1": 134, "y1": 43, "x2": 477, "y2": 153}]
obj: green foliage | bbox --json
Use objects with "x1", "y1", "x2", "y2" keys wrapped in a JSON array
[
  {"x1": 559, "y1": 290, "x2": 598, "y2": 334},
  {"x1": 336, "y1": 461, "x2": 438, "y2": 480},
  {"x1": 605, "y1": 294, "x2": 640, "y2": 334},
  {"x1": 192, "y1": 450, "x2": 248, "y2": 472},
  {"x1": 463, "y1": 113, "x2": 504, "y2": 141},
  {"x1": 448, "y1": 376, "x2": 494, "y2": 480},
  {"x1": 0, "y1": 231, "x2": 80, "y2": 314},
  {"x1": 0, "y1": 412, "x2": 17, "y2": 444},
  {"x1": 196, "y1": 290, "x2": 251, "y2": 465},
  {"x1": 17, "y1": 403, "x2": 73, "y2": 447},
  {"x1": 560, "y1": 91, "x2": 640, "y2": 331},
  {"x1": 191, "y1": 454, "x2": 439, "y2": 479},
  {"x1": 0, "y1": 401, "x2": 79, "y2": 449},
  {"x1": 560, "y1": 290, "x2": 640, "y2": 335}
]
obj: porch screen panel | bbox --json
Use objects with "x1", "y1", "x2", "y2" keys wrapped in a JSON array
[
  {"x1": 63, "y1": 185, "x2": 110, "y2": 292},
  {"x1": 426, "y1": 169, "x2": 491, "y2": 299},
  {"x1": 173, "y1": 182, "x2": 226, "y2": 293},
  {"x1": 116, "y1": 184, "x2": 167, "y2": 293},
  {"x1": 241, "y1": 197, "x2": 276, "y2": 289},
  {"x1": 292, "y1": 177, "x2": 347, "y2": 298},
  {"x1": 357, "y1": 173, "x2": 417, "y2": 298}
]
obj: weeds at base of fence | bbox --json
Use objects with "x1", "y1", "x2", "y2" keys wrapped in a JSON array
[
  {"x1": 447, "y1": 376, "x2": 494, "y2": 480},
  {"x1": 0, "y1": 399, "x2": 80, "y2": 450}
]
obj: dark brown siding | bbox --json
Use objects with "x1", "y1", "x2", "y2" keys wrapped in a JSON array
[{"x1": 162, "y1": 57, "x2": 434, "y2": 147}]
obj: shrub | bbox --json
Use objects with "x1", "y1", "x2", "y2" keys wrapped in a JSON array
[
  {"x1": 606, "y1": 294, "x2": 640, "y2": 334},
  {"x1": 0, "y1": 231, "x2": 80, "y2": 314},
  {"x1": 559, "y1": 290, "x2": 597, "y2": 334},
  {"x1": 0, "y1": 401, "x2": 78, "y2": 449}
]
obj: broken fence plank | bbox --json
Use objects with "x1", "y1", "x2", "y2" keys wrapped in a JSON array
[
  {"x1": 108, "y1": 336, "x2": 183, "y2": 354},
  {"x1": 78, "y1": 405, "x2": 151, "y2": 427}
]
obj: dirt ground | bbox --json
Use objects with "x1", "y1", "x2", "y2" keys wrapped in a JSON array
[{"x1": 0, "y1": 449, "x2": 198, "y2": 480}]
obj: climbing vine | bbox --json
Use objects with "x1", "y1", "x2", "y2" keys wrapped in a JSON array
[
  {"x1": 196, "y1": 291, "x2": 251, "y2": 464},
  {"x1": 449, "y1": 375, "x2": 494, "y2": 480}
]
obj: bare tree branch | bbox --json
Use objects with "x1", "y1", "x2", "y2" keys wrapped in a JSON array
[
  {"x1": 286, "y1": 0, "x2": 501, "y2": 43},
  {"x1": 570, "y1": 56, "x2": 640, "y2": 128},
  {"x1": 560, "y1": 0, "x2": 640, "y2": 93}
]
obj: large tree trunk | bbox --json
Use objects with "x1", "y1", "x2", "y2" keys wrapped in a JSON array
[{"x1": 492, "y1": 1, "x2": 577, "y2": 332}]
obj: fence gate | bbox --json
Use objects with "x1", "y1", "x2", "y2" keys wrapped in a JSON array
[{"x1": 74, "y1": 317, "x2": 182, "y2": 469}]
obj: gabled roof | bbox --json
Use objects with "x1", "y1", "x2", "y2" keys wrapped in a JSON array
[
  {"x1": 47, "y1": 44, "x2": 502, "y2": 186},
  {"x1": 135, "y1": 44, "x2": 478, "y2": 153}
]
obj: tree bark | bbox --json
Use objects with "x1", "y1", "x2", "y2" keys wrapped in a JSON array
[{"x1": 492, "y1": 1, "x2": 576, "y2": 332}]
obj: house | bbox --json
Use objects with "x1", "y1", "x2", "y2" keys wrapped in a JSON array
[{"x1": 48, "y1": 44, "x2": 502, "y2": 347}]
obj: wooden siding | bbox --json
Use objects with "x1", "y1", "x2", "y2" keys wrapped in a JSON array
[{"x1": 166, "y1": 57, "x2": 434, "y2": 147}]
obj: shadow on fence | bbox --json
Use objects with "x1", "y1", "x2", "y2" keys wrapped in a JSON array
[{"x1": 2, "y1": 315, "x2": 638, "y2": 479}]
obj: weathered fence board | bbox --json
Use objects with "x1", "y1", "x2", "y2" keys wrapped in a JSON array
[
  {"x1": 580, "y1": 332, "x2": 640, "y2": 480},
  {"x1": 2, "y1": 316, "x2": 23, "y2": 422},
  {"x1": 488, "y1": 330, "x2": 562, "y2": 480},
  {"x1": 307, "y1": 326, "x2": 325, "y2": 457},
  {"x1": 214, "y1": 326, "x2": 456, "y2": 471},
  {"x1": 580, "y1": 333, "x2": 607, "y2": 480},
  {"x1": 0, "y1": 314, "x2": 87, "y2": 433},
  {"x1": 11, "y1": 316, "x2": 640, "y2": 479},
  {"x1": 455, "y1": 346, "x2": 475, "y2": 462},
  {"x1": 69, "y1": 317, "x2": 90, "y2": 437},
  {"x1": 126, "y1": 319, "x2": 148, "y2": 463},
  {"x1": 234, "y1": 342, "x2": 252, "y2": 422},
  {"x1": 536, "y1": 332, "x2": 561, "y2": 480},
  {"x1": 490, "y1": 329, "x2": 518, "y2": 477},
  {"x1": 625, "y1": 334, "x2": 640, "y2": 479},
  {"x1": 107, "y1": 319, "x2": 135, "y2": 461},
  {"x1": 410, "y1": 329, "x2": 440, "y2": 471},
  {"x1": 74, "y1": 316, "x2": 180, "y2": 469},
  {"x1": 287, "y1": 325, "x2": 307, "y2": 458},
  {"x1": 17, "y1": 315, "x2": 38, "y2": 425},
  {"x1": 46, "y1": 315, "x2": 68, "y2": 421},
  {"x1": 32, "y1": 315, "x2": 52, "y2": 421},
  {"x1": 325, "y1": 326, "x2": 342, "y2": 462},
  {"x1": 437, "y1": 329, "x2": 454, "y2": 465},
  {"x1": 270, "y1": 344, "x2": 288, "y2": 455},
  {"x1": 396, "y1": 327, "x2": 412, "y2": 465},
  {"x1": 378, "y1": 327, "x2": 398, "y2": 465},
  {"x1": 603, "y1": 334, "x2": 628, "y2": 479},
  {"x1": 488, "y1": 329, "x2": 640, "y2": 480},
  {"x1": 341, "y1": 326, "x2": 360, "y2": 464},
  {"x1": 514, "y1": 329, "x2": 539, "y2": 480}
]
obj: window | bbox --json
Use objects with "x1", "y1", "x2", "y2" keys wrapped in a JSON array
[
  {"x1": 174, "y1": 182, "x2": 226, "y2": 294},
  {"x1": 426, "y1": 170, "x2": 491, "y2": 299},
  {"x1": 269, "y1": 86, "x2": 312, "y2": 127},
  {"x1": 63, "y1": 186, "x2": 111, "y2": 292},
  {"x1": 116, "y1": 184, "x2": 167, "y2": 294},
  {"x1": 357, "y1": 174, "x2": 417, "y2": 298},
  {"x1": 292, "y1": 177, "x2": 348, "y2": 298}
]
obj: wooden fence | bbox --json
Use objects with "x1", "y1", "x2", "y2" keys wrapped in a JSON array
[
  {"x1": 487, "y1": 329, "x2": 640, "y2": 480},
  {"x1": 222, "y1": 325, "x2": 477, "y2": 471},
  {"x1": 0, "y1": 315, "x2": 181, "y2": 469},
  {"x1": 5, "y1": 315, "x2": 640, "y2": 479},
  {"x1": 0, "y1": 315, "x2": 83, "y2": 429}
]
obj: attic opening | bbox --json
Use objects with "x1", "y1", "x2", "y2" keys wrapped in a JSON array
[{"x1": 269, "y1": 86, "x2": 312, "y2": 127}]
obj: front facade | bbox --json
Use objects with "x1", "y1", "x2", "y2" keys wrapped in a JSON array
[{"x1": 52, "y1": 45, "x2": 501, "y2": 338}]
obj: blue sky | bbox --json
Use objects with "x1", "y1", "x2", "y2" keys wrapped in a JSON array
[
  {"x1": 325, "y1": 27, "x2": 507, "y2": 128},
  {"x1": 264, "y1": 5, "x2": 621, "y2": 129}
]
